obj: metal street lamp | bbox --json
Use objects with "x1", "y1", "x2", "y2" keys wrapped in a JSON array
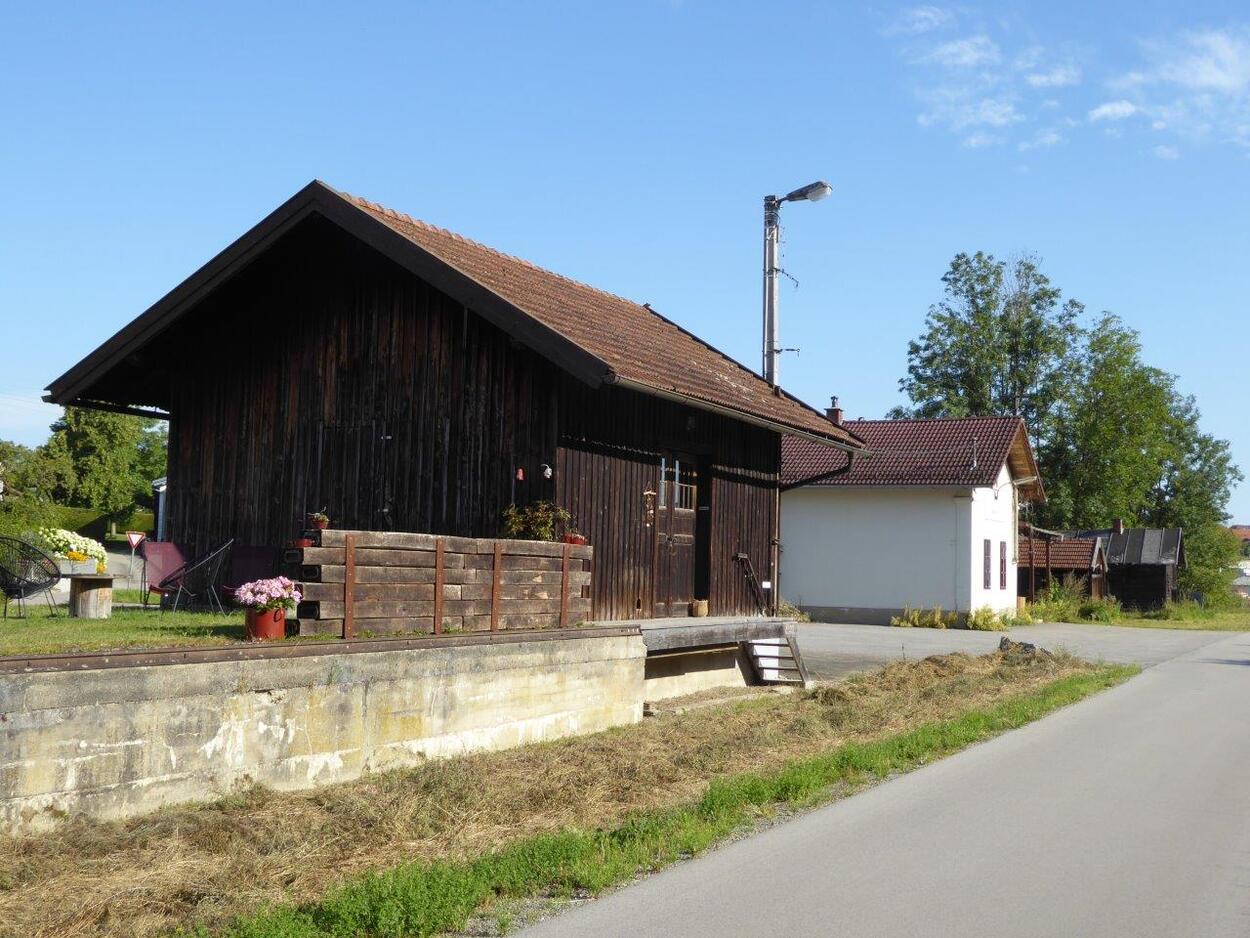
[{"x1": 762, "y1": 180, "x2": 833, "y2": 386}]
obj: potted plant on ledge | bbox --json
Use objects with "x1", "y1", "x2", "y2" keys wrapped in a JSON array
[
  {"x1": 501, "y1": 501, "x2": 584, "y2": 543},
  {"x1": 307, "y1": 510, "x2": 330, "y2": 531},
  {"x1": 235, "y1": 576, "x2": 301, "y2": 641}
]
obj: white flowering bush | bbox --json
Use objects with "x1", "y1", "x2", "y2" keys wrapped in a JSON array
[
  {"x1": 234, "y1": 576, "x2": 302, "y2": 612},
  {"x1": 35, "y1": 528, "x2": 108, "y2": 571}
]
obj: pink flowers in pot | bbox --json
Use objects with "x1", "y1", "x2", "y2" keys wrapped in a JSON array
[{"x1": 235, "y1": 576, "x2": 302, "y2": 612}]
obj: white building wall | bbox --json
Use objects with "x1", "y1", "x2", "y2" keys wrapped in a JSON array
[
  {"x1": 967, "y1": 464, "x2": 1019, "y2": 615},
  {"x1": 779, "y1": 487, "x2": 974, "y2": 622},
  {"x1": 780, "y1": 472, "x2": 1020, "y2": 623}
]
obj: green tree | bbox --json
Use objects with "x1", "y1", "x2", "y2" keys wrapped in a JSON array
[
  {"x1": 1036, "y1": 315, "x2": 1178, "y2": 528},
  {"x1": 892, "y1": 251, "x2": 1082, "y2": 439},
  {"x1": 895, "y1": 254, "x2": 1243, "y2": 602},
  {"x1": 23, "y1": 408, "x2": 168, "y2": 517},
  {"x1": 0, "y1": 440, "x2": 62, "y2": 537}
]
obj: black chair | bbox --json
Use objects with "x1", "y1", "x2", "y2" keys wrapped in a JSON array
[
  {"x1": 159, "y1": 539, "x2": 234, "y2": 613},
  {"x1": 0, "y1": 535, "x2": 61, "y2": 618}
]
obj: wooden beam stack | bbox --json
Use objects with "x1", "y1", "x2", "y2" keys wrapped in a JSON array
[{"x1": 285, "y1": 530, "x2": 593, "y2": 638}]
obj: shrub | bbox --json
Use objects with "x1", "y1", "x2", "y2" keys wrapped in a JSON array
[
  {"x1": 1078, "y1": 596, "x2": 1122, "y2": 622},
  {"x1": 892, "y1": 606, "x2": 957, "y2": 629},
  {"x1": 776, "y1": 597, "x2": 811, "y2": 622},
  {"x1": 54, "y1": 505, "x2": 154, "y2": 540},
  {"x1": 0, "y1": 493, "x2": 62, "y2": 539},
  {"x1": 891, "y1": 607, "x2": 921, "y2": 628},
  {"x1": 1028, "y1": 574, "x2": 1085, "y2": 623},
  {"x1": 1000, "y1": 606, "x2": 1033, "y2": 627},
  {"x1": 501, "y1": 501, "x2": 574, "y2": 542},
  {"x1": 965, "y1": 606, "x2": 1007, "y2": 631},
  {"x1": 920, "y1": 606, "x2": 958, "y2": 629}
]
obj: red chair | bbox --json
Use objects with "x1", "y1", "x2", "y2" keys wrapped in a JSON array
[{"x1": 139, "y1": 541, "x2": 190, "y2": 607}]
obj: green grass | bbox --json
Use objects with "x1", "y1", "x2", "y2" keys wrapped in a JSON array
[
  {"x1": 1103, "y1": 610, "x2": 1250, "y2": 631},
  {"x1": 206, "y1": 664, "x2": 1136, "y2": 938},
  {"x1": 0, "y1": 604, "x2": 247, "y2": 656}
]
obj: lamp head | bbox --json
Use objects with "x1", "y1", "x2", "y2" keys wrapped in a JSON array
[{"x1": 782, "y1": 180, "x2": 833, "y2": 203}]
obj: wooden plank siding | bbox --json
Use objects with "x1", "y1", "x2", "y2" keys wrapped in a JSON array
[
  {"x1": 165, "y1": 216, "x2": 558, "y2": 552},
  {"x1": 160, "y1": 213, "x2": 782, "y2": 622},
  {"x1": 558, "y1": 379, "x2": 779, "y2": 619}
]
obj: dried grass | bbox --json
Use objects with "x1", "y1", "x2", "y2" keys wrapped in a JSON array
[{"x1": 0, "y1": 648, "x2": 1091, "y2": 938}]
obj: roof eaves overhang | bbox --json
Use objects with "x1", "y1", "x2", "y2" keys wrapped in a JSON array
[
  {"x1": 608, "y1": 374, "x2": 862, "y2": 454},
  {"x1": 45, "y1": 180, "x2": 615, "y2": 410},
  {"x1": 1008, "y1": 421, "x2": 1046, "y2": 503}
]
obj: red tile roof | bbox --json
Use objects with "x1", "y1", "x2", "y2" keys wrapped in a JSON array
[
  {"x1": 340, "y1": 190, "x2": 860, "y2": 446},
  {"x1": 782, "y1": 416, "x2": 1043, "y2": 500},
  {"x1": 45, "y1": 181, "x2": 861, "y2": 449},
  {"x1": 1019, "y1": 537, "x2": 1104, "y2": 569}
]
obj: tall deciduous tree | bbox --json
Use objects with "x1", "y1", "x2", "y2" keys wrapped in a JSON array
[
  {"x1": 892, "y1": 252, "x2": 1082, "y2": 440},
  {"x1": 895, "y1": 254, "x2": 1243, "y2": 601}
]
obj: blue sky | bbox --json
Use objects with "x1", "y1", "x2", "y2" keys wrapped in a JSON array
[{"x1": 2, "y1": 2, "x2": 1247, "y2": 519}]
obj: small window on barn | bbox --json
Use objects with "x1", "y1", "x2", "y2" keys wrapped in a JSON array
[
  {"x1": 1000, "y1": 541, "x2": 1007, "y2": 590},
  {"x1": 983, "y1": 539, "x2": 992, "y2": 590},
  {"x1": 659, "y1": 457, "x2": 697, "y2": 512}
]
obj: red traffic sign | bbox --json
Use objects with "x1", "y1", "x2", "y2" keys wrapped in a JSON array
[{"x1": 126, "y1": 531, "x2": 147, "y2": 550}]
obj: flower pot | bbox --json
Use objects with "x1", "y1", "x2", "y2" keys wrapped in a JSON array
[
  {"x1": 309, "y1": 519, "x2": 329, "y2": 531},
  {"x1": 563, "y1": 533, "x2": 588, "y2": 545},
  {"x1": 290, "y1": 537, "x2": 314, "y2": 548},
  {"x1": 246, "y1": 607, "x2": 287, "y2": 641}
]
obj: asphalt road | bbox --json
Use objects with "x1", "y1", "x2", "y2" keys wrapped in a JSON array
[
  {"x1": 521, "y1": 627, "x2": 1250, "y2": 937},
  {"x1": 796, "y1": 620, "x2": 1233, "y2": 681}
]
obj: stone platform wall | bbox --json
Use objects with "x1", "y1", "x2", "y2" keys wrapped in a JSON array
[{"x1": 0, "y1": 631, "x2": 644, "y2": 832}]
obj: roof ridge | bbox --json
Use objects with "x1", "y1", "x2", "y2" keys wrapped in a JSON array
[
  {"x1": 335, "y1": 186, "x2": 842, "y2": 437},
  {"x1": 851, "y1": 415, "x2": 1022, "y2": 424}
]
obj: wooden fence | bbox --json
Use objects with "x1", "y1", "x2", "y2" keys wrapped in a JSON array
[{"x1": 286, "y1": 530, "x2": 593, "y2": 638}]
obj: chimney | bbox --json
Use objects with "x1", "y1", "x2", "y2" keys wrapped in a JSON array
[
  {"x1": 1112, "y1": 518, "x2": 1125, "y2": 535},
  {"x1": 826, "y1": 395, "x2": 844, "y2": 425}
]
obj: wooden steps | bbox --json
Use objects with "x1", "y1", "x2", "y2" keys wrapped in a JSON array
[{"x1": 746, "y1": 635, "x2": 810, "y2": 687}]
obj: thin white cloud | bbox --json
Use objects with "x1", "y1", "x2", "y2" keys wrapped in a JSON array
[
  {"x1": 1153, "y1": 144, "x2": 1181, "y2": 159},
  {"x1": 923, "y1": 35, "x2": 1001, "y2": 68},
  {"x1": 963, "y1": 132, "x2": 1003, "y2": 148},
  {"x1": 1018, "y1": 129, "x2": 1064, "y2": 151},
  {"x1": 918, "y1": 89, "x2": 1021, "y2": 131},
  {"x1": 1089, "y1": 99, "x2": 1140, "y2": 121},
  {"x1": 885, "y1": 5, "x2": 953, "y2": 36},
  {"x1": 1108, "y1": 27, "x2": 1250, "y2": 149},
  {"x1": 1155, "y1": 28, "x2": 1250, "y2": 93},
  {"x1": 1026, "y1": 64, "x2": 1081, "y2": 88}
]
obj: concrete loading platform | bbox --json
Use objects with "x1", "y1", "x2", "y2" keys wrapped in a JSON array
[{"x1": 590, "y1": 616, "x2": 811, "y2": 702}]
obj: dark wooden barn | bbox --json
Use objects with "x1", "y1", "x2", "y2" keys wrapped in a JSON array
[
  {"x1": 44, "y1": 181, "x2": 860, "y2": 621},
  {"x1": 1068, "y1": 524, "x2": 1186, "y2": 611}
]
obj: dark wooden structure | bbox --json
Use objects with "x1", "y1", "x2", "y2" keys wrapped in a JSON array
[
  {"x1": 1067, "y1": 525, "x2": 1186, "y2": 610},
  {"x1": 1019, "y1": 536, "x2": 1109, "y2": 601},
  {"x1": 45, "y1": 182, "x2": 859, "y2": 622}
]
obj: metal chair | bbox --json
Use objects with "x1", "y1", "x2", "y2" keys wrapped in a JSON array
[
  {"x1": 158, "y1": 539, "x2": 234, "y2": 613},
  {"x1": 0, "y1": 535, "x2": 62, "y2": 618},
  {"x1": 139, "y1": 540, "x2": 190, "y2": 607}
]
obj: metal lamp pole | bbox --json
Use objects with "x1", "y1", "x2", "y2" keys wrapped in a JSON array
[{"x1": 761, "y1": 180, "x2": 833, "y2": 387}]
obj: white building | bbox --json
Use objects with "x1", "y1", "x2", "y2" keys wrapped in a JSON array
[{"x1": 780, "y1": 413, "x2": 1044, "y2": 624}]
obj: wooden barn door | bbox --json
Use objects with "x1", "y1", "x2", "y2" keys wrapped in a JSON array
[
  {"x1": 654, "y1": 454, "x2": 702, "y2": 616},
  {"x1": 310, "y1": 421, "x2": 393, "y2": 531}
]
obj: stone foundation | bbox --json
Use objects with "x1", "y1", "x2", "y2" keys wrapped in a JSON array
[{"x1": 0, "y1": 631, "x2": 644, "y2": 832}]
